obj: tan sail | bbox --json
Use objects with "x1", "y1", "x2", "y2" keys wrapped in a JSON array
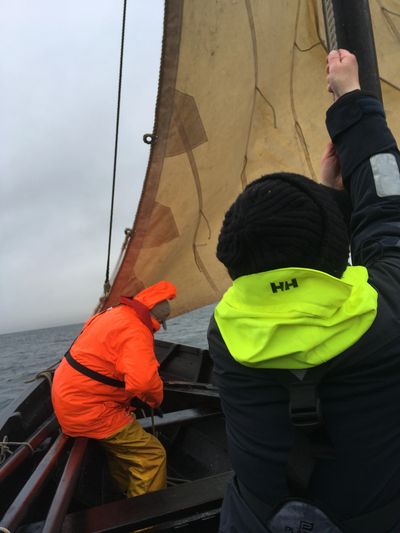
[{"x1": 99, "y1": 0, "x2": 400, "y2": 317}]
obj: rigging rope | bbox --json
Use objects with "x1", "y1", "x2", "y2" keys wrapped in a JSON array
[
  {"x1": 322, "y1": 0, "x2": 338, "y2": 51},
  {"x1": 104, "y1": 0, "x2": 128, "y2": 296}
]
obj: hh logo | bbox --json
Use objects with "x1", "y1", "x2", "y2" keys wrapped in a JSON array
[{"x1": 270, "y1": 278, "x2": 298, "y2": 293}]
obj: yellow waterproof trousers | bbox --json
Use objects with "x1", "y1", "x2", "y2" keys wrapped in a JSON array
[{"x1": 100, "y1": 419, "x2": 167, "y2": 498}]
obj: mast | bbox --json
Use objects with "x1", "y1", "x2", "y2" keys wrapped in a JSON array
[{"x1": 322, "y1": 0, "x2": 382, "y2": 102}]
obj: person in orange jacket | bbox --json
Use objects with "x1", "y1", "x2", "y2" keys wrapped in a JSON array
[{"x1": 52, "y1": 280, "x2": 177, "y2": 498}]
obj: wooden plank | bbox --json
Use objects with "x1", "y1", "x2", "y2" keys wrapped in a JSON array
[
  {"x1": 62, "y1": 471, "x2": 232, "y2": 533},
  {"x1": 139, "y1": 405, "x2": 222, "y2": 431}
]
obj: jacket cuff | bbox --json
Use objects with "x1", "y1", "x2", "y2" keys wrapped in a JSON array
[
  {"x1": 326, "y1": 91, "x2": 396, "y2": 179},
  {"x1": 326, "y1": 90, "x2": 384, "y2": 140}
]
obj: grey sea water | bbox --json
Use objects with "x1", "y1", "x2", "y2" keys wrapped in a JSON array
[{"x1": 0, "y1": 304, "x2": 215, "y2": 412}]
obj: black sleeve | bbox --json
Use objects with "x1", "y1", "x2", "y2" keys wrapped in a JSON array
[
  {"x1": 325, "y1": 188, "x2": 352, "y2": 230},
  {"x1": 326, "y1": 90, "x2": 400, "y2": 268}
]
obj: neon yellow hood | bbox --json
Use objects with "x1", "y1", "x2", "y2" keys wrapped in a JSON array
[{"x1": 214, "y1": 266, "x2": 378, "y2": 369}]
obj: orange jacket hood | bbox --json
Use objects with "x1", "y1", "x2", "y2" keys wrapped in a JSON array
[{"x1": 133, "y1": 281, "x2": 177, "y2": 310}]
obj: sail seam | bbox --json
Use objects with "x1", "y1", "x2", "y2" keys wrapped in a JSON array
[
  {"x1": 176, "y1": 119, "x2": 218, "y2": 293},
  {"x1": 379, "y1": 2, "x2": 400, "y2": 42},
  {"x1": 290, "y1": 0, "x2": 317, "y2": 181},
  {"x1": 241, "y1": 0, "x2": 259, "y2": 190}
]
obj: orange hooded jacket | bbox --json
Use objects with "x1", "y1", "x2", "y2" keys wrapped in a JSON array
[{"x1": 51, "y1": 281, "x2": 176, "y2": 439}]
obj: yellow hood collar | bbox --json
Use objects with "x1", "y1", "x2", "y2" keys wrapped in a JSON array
[{"x1": 214, "y1": 266, "x2": 378, "y2": 369}]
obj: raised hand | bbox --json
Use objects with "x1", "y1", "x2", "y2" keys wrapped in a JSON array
[{"x1": 327, "y1": 49, "x2": 361, "y2": 101}]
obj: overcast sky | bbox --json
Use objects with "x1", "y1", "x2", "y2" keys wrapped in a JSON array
[{"x1": 1, "y1": 1, "x2": 164, "y2": 334}]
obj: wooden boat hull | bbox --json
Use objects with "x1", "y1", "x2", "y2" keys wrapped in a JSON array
[{"x1": 0, "y1": 340, "x2": 231, "y2": 532}]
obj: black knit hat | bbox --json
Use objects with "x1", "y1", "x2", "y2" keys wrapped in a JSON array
[{"x1": 216, "y1": 173, "x2": 349, "y2": 279}]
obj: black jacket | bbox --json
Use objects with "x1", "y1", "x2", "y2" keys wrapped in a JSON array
[{"x1": 208, "y1": 91, "x2": 400, "y2": 525}]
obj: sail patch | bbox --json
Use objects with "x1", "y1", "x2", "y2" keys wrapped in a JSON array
[
  {"x1": 166, "y1": 91, "x2": 208, "y2": 157},
  {"x1": 142, "y1": 202, "x2": 179, "y2": 248}
]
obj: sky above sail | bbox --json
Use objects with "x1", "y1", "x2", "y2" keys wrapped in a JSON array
[{"x1": 1, "y1": 0, "x2": 164, "y2": 334}]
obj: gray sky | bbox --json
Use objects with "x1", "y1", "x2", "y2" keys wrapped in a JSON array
[{"x1": 1, "y1": 0, "x2": 164, "y2": 334}]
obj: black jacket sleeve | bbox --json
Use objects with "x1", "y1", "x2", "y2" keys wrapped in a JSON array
[{"x1": 326, "y1": 90, "x2": 400, "y2": 268}]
